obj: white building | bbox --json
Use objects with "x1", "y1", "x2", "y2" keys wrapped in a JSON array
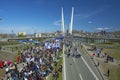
[{"x1": 34, "y1": 33, "x2": 41, "y2": 37}]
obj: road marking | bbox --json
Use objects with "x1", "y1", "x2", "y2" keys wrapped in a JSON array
[
  {"x1": 63, "y1": 45, "x2": 67, "y2": 80},
  {"x1": 79, "y1": 73, "x2": 83, "y2": 80},
  {"x1": 81, "y1": 56, "x2": 99, "y2": 80},
  {"x1": 73, "y1": 57, "x2": 76, "y2": 62},
  {"x1": 73, "y1": 58, "x2": 83, "y2": 80},
  {"x1": 73, "y1": 42, "x2": 99, "y2": 80}
]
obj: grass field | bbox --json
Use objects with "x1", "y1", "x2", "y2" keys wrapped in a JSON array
[
  {"x1": 102, "y1": 48, "x2": 120, "y2": 80},
  {"x1": 101, "y1": 62, "x2": 120, "y2": 80},
  {"x1": 104, "y1": 49, "x2": 120, "y2": 60},
  {"x1": 86, "y1": 42, "x2": 120, "y2": 80},
  {"x1": 95, "y1": 43, "x2": 120, "y2": 60},
  {"x1": 0, "y1": 41, "x2": 20, "y2": 46}
]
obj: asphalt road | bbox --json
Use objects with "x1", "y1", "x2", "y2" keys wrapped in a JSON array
[
  {"x1": 63, "y1": 38, "x2": 100, "y2": 80},
  {"x1": 64, "y1": 53, "x2": 98, "y2": 80}
]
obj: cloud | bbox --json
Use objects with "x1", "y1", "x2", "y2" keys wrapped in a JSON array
[
  {"x1": 76, "y1": 8, "x2": 104, "y2": 18},
  {"x1": 104, "y1": 27, "x2": 109, "y2": 30},
  {"x1": 96, "y1": 28, "x2": 104, "y2": 30},
  {"x1": 96, "y1": 27, "x2": 109, "y2": 30},
  {"x1": 75, "y1": 6, "x2": 110, "y2": 19},
  {"x1": 88, "y1": 21, "x2": 92, "y2": 24},
  {"x1": 53, "y1": 20, "x2": 61, "y2": 26}
]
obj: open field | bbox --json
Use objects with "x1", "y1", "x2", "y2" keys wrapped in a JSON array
[
  {"x1": 104, "y1": 49, "x2": 120, "y2": 60},
  {"x1": 101, "y1": 62, "x2": 120, "y2": 80},
  {"x1": 0, "y1": 41, "x2": 20, "y2": 46},
  {"x1": 95, "y1": 43, "x2": 120, "y2": 60},
  {"x1": 85, "y1": 42, "x2": 120, "y2": 80},
  {"x1": 87, "y1": 42, "x2": 120, "y2": 59},
  {"x1": 101, "y1": 47, "x2": 120, "y2": 80}
]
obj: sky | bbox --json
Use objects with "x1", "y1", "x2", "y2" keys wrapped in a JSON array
[{"x1": 0, "y1": 0, "x2": 120, "y2": 34}]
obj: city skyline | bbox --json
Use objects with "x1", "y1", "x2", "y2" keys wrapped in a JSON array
[{"x1": 0, "y1": 0, "x2": 120, "y2": 34}]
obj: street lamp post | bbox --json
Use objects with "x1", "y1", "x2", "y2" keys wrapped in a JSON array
[{"x1": 12, "y1": 29, "x2": 14, "y2": 38}]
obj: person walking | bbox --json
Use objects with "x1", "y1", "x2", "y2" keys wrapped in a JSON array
[
  {"x1": 107, "y1": 69, "x2": 110, "y2": 77},
  {"x1": 97, "y1": 61, "x2": 100, "y2": 67}
]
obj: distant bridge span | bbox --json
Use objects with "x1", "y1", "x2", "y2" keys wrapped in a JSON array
[
  {"x1": 7, "y1": 36, "x2": 120, "y2": 44},
  {"x1": 74, "y1": 36, "x2": 120, "y2": 43},
  {"x1": 74, "y1": 36, "x2": 120, "y2": 40},
  {"x1": 7, "y1": 36, "x2": 54, "y2": 41}
]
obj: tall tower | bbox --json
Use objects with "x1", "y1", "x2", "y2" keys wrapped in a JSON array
[
  {"x1": 61, "y1": 7, "x2": 65, "y2": 35},
  {"x1": 69, "y1": 7, "x2": 74, "y2": 34}
]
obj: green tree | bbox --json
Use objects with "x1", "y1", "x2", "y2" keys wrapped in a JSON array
[{"x1": 17, "y1": 33, "x2": 26, "y2": 37}]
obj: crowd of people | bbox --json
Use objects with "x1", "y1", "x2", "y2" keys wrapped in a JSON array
[{"x1": 0, "y1": 39, "x2": 63, "y2": 80}]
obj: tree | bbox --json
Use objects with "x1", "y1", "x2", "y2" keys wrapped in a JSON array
[{"x1": 17, "y1": 33, "x2": 26, "y2": 37}]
